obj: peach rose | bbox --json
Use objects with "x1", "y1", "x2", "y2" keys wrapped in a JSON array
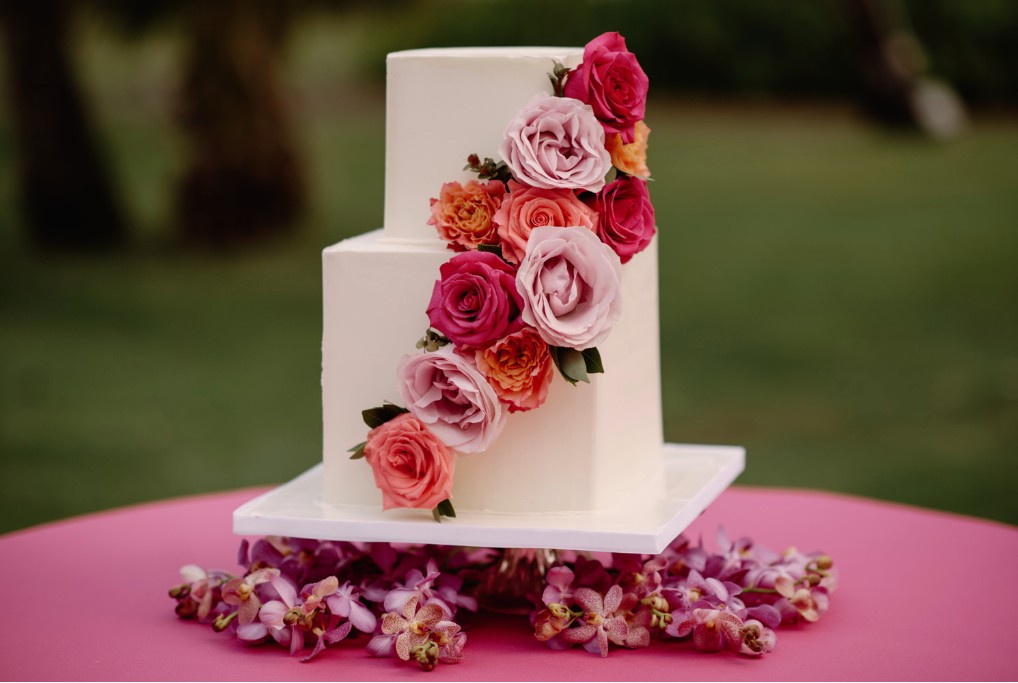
[
  {"x1": 605, "y1": 120, "x2": 651, "y2": 179},
  {"x1": 428, "y1": 180, "x2": 506, "y2": 250},
  {"x1": 363, "y1": 413, "x2": 454, "y2": 511},
  {"x1": 493, "y1": 180, "x2": 599, "y2": 265},
  {"x1": 475, "y1": 328, "x2": 554, "y2": 412}
]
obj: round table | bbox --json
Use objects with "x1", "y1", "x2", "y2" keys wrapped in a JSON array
[{"x1": 2, "y1": 486, "x2": 1016, "y2": 681}]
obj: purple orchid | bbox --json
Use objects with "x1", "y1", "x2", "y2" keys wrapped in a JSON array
[
  {"x1": 613, "y1": 554, "x2": 667, "y2": 599},
  {"x1": 324, "y1": 581, "x2": 377, "y2": 634},
  {"x1": 300, "y1": 618, "x2": 353, "y2": 662},
  {"x1": 383, "y1": 560, "x2": 475, "y2": 619},
  {"x1": 258, "y1": 574, "x2": 305, "y2": 655},
  {"x1": 222, "y1": 567, "x2": 279, "y2": 638}
]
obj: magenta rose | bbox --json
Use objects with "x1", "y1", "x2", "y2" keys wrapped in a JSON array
[
  {"x1": 498, "y1": 94, "x2": 611, "y2": 194},
  {"x1": 563, "y1": 32, "x2": 649, "y2": 144},
  {"x1": 426, "y1": 251, "x2": 524, "y2": 348},
  {"x1": 590, "y1": 175, "x2": 656, "y2": 264},
  {"x1": 363, "y1": 413, "x2": 454, "y2": 511},
  {"x1": 397, "y1": 346, "x2": 507, "y2": 454},
  {"x1": 493, "y1": 180, "x2": 599, "y2": 264},
  {"x1": 516, "y1": 226, "x2": 623, "y2": 350}
]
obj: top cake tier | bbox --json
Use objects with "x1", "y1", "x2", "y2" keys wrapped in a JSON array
[{"x1": 384, "y1": 47, "x2": 583, "y2": 242}]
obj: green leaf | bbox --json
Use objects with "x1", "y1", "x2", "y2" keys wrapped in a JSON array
[
  {"x1": 362, "y1": 402, "x2": 409, "y2": 429},
  {"x1": 432, "y1": 507, "x2": 442, "y2": 523},
  {"x1": 581, "y1": 347, "x2": 604, "y2": 375},
  {"x1": 436, "y1": 498, "x2": 457, "y2": 518},
  {"x1": 477, "y1": 243, "x2": 504, "y2": 259},
  {"x1": 551, "y1": 346, "x2": 589, "y2": 386},
  {"x1": 348, "y1": 441, "x2": 366, "y2": 460}
]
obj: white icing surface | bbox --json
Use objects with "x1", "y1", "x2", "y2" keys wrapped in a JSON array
[{"x1": 384, "y1": 47, "x2": 582, "y2": 242}]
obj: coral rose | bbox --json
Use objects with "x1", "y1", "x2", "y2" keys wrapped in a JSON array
[
  {"x1": 563, "y1": 31, "x2": 649, "y2": 144},
  {"x1": 605, "y1": 120, "x2": 651, "y2": 179},
  {"x1": 474, "y1": 327, "x2": 554, "y2": 412},
  {"x1": 493, "y1": 180, "x2": 599, "y2": 265},
  {"x1": 363, "y1": 413, "x2": 454, "y2": 511},
  {"x1": 499, "y1": 94, "x2": 611, "y2": 194},
  {"x1": 397, "y1": 346, "x2": 507, "y2": 454},
  {"x1": 426, "y1": 251, "x2": 524, "y2": 348},
  {"x1": 516, "y1": 226, "x2": 623, "y2": 350},
  {"x1": 591, "y1": 175, "x2": 656, "y2": 264},
  {"x1": 428, "y1": 179, "x2": 506, "y2": 251}
]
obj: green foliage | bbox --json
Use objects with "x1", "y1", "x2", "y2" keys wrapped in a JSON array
[{"x1": 350, "y1": 0, "x2": 1018, "y2": 104}]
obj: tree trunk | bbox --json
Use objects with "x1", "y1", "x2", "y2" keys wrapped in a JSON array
[
  {"x1": 0, "y1": 0, "x2": 127, "y2": 250},
  {"x1": 175, "y1": 0, "x2": 304, "y2": 248}
]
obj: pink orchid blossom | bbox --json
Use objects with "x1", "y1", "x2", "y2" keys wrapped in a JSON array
[
  {"x1": 559, "y1": 585, "x2": 629, "y2": 657},
  {"x1": 670, "y1": 607, "x2": 744, "y2": 652},
  {"x1": 739, "y1": 619, "x2": 777, "y2": 656}
]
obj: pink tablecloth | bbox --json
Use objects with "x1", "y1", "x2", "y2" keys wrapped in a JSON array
[{"x1": 1, "y1": 486, "x2": 1016, "y2": 681}]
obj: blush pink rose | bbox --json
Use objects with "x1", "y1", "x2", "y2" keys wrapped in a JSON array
[
  {"x1": 498, "y1": 94, "x2": 611, "y2": 194},
  {"x1": 516, "y1": 226, "x2": 623, "y2": 350},
  {"x1": 363, "y1": 413, "x2": 454, "y2": 511},
  {"x1": 474, "y1": 327, "x2": 554, "y2": 413},
  {"x1": 563, "y1": 31, "x2": 649, "y2": 144},
  {"x1": 493, "y1": 180, "x2": 599, "y2": 265},
  {"x1": 426, "y1": 251, "x2": 524, "y2": 348},
  {"x1": 428, "y1": 179, "x2": 506, "y2": 251},
  {"x1": 590, "y1": 175, "x2": 656, "y2": 264},
  {"x1": 397, "y1": 346, "x2": 507, "y2": 454}
]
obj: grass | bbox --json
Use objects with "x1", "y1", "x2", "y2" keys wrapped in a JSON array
[{"x1": 1, "y1": 19, "x2": 1017, "y2": 533}]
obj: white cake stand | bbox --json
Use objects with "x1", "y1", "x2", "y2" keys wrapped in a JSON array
[{"x1": 234, "y1": 443, "x2": 743, "y2": 554}]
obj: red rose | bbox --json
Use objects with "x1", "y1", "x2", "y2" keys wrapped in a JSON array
[
  {"x1": 363, "y1": 413, "x2": 454, "y2": 511},
  {"x1": 591, "y1": 175, "x2": 655, "y2": 264},
  {"x1": 563, "y1": 32, "x2": 649, "y2": 144},
  {"x1": 426, "y1": 251, "x2": 524, "y2": 348}
]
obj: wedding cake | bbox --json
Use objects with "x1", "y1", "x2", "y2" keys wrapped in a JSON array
[{"x1": 322, "y1": 39, "x2": 665, "y2": 517}]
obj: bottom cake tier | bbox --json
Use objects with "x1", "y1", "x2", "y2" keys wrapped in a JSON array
[{"x1": 322, "y1": 229, "x2": 664, "y2": 516}]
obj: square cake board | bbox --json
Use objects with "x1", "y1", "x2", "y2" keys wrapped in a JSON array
[{"x1": 234, "y1": 443, "x2": 743, "y2": 555}]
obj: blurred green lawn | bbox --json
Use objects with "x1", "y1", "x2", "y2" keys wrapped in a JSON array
[{"x1": 1, "y1": 19, "x2": 1017, "y2": 533}]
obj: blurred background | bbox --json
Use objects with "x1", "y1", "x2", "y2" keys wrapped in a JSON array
[{"x1": 1, "y1": 0, "x2": 1016, "y2": 534}]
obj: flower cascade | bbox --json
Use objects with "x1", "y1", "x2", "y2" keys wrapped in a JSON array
[
  {"x1": 348, "y1": 32, "x2": 657, "y2": 520},
  {"x1": 169, "y1": 530, "x2": 836, "y2": 669}
]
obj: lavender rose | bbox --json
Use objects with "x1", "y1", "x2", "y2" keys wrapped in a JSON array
[
  {"x1": 498, "y1": 94, "x2": 611, "y2": 194},
  {"x1": 591, "y1": 175, "x2": 656, "y2": 264},
  {"x1": 516, "y1": 226, "x2": 623, "y2": 350},
  {"x1": 563, "y1": 31, "x2": 649, "y2": 144},
  {"x1": 426, "y1": 251, "x2": 524, "y2": 348},
  {"x1": 397, "y1": 346, "x2": 507, "y2": 454}
]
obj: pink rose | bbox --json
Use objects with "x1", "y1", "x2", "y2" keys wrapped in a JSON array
[
  {"x1": 498, "y1": 94, "x2": 611, "y2": 194},
  {"x1": 397, "y1": 346, "x2": 507, "y2": 454},
  {"x1": 426, "y1": 251, "x2": 524, "y2": 348},
  {"x1": 563, "y1": 32, "x2": 649, "y2": 144},
  {"x1": 428, "y1": 179, "x2": 506, "y2": 251},
  {"x1": 363, "y1": 413, "x2": 454, "y2": 511},
  {"x1": 474, "y1": 327, "x2": 554, "y2": 413},
  {"x1": 590, "y1": 175, "x2": 655, "y2": 264},
  {"x1": 493, "y1": 180, "x2": 599, "y2": 265},
  {"x1": 516, "y1": 226, "x2": 623, "y2": 350}
]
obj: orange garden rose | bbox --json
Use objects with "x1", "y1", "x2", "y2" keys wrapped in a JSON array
[
  {"x1": 428, "y1": 179, "x2": 506, "y2": 250},
  {"x1": 605, "y1": 120, "x2": 651, "y2": 179},
  {"x1": 363, "y1": 413, "x2": 455, "y2": 510},
  {"x1": 474, "y1": 328, "x2": 554, "y2": 413}
]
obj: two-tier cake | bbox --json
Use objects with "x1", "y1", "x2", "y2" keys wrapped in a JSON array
[{"x1": 235, "y1": 38, "x2": 744, "y2": 552}]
